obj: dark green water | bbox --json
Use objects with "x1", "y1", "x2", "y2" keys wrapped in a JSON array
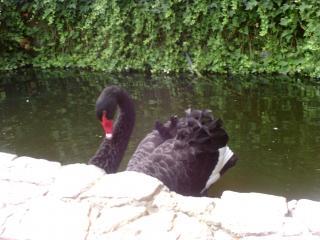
[{"x1": 1, "y1": 70, "x2": 319, "y2": 200}]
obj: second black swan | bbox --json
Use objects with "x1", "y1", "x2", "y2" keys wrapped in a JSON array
[{"x1": 89, "y1": 86, "x2": 238, "y2": 196}]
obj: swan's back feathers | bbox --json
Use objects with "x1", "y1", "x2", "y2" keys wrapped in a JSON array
[
  {"x1": 128, "y1": 138, "x2": 197, "y2": 195},
  {"x1": 155, "y1": 115, "x2": 178, "y2": 140},
  {"x1": 127, "y1": 116, "x2": 178, "y2": 169},
  {"x1": 127, "y1": 109, "x2": 237, "y2": 196}
]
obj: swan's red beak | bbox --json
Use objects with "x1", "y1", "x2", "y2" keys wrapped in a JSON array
[{"x1": 101, "y1": 111, "x2": 113, "y2": 139}]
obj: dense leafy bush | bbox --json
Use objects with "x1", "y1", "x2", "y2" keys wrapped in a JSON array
[{"x1": 0, "y1": 0, "x2": 320, "y2": 77}]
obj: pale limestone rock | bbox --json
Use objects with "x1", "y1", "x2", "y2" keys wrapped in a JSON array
[
  {"x1": 0, "y1": 180, "x2": 48, "y2": 205},
  {"x1": 288, "y1": 199, "x2": 297, "y2": 214},
  {"x1": 210, "y1": 191, "x2": 288, "y2": 237},
  {"x1": 133, "y1": 231, "x2": 177, "y2": 240},
  {"x1": 241, "y1": 234, "x2": 320, "y2": 240},
  {"x1": 0, "y1": 205, "x2": 16, "y2": 231},
  {"x1": 214, "y1": 229, "x2": 234, "y2": 240},
  {"x1": 172, "y1": 212, "x2": 214, "y2": 240},
  {"x1": 1, "y1": 152, "x2": 320, "y2": 240},
  {"x1": 81, "y1": 195, "x2": 135, "y2": 209},
  {"x1": 124, "y1": 210, "x2": 175, "y2": 233},
  {"x1": 0, "y1": 153, "x2": 17, "y2": 181},
  {"x1": 0, "y1": 203, "x2": 28, "y2": 238},
  {"x1": 0, "y1": 152, "x2": 16, "y2": 163},
  {"x1": 87, "y1": 206, "x2": 147, "y2": 240},
  {"x1": 47, "y1": 163, "x2": 105, "y2": 199},
  {"x1": 292, "y1": 199, "x2": 320, "y2": 235},
  {"x1": 174, "y1": 194, "x2": 216, "y2": 216},
  {"x1": 282, "y1": 216, "x2": 308, "y2": 237},
  {"x1": 82, "y1": 171, "x2": 163, "y2": 201},
  {"x1": 1, "y1": 156, "x2": 61, "y2": 185},
  {"x1": 98, "y1": 210, "x2": 178, "y2": 240},
  {"x1": 99, "y1": 230, "x2": 177, "y2": 240},
  {"x1": 1, "y1": 198, "x2": 90, "y2": 240},
  {"x1": 152, "y1": 188, "x2": 216, "y2": 217},
  {"x1": 152, "y1": 189, "x2": 177, "y2": 211}
]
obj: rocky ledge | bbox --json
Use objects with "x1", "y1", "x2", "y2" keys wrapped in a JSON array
[{"x1": 0, "y1": 152, "x2": 320, "y2": 240}]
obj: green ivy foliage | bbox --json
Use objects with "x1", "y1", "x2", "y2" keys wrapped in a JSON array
[{"x1": 1, "y1": 0, "x2": 320, "y2": 77}]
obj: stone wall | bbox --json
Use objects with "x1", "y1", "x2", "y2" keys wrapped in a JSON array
[{"x1": 0, "y1": 152, "x2": 319, "y2": 240}]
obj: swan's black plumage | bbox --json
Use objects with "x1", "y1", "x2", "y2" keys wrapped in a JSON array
[
  {"x1": 126, "y1": 116, "x2": 178, "y2": 170},
  {"x1": 127, "y1": 108, "x2": 233, "y2": 196},
  {"x1": 89, "y1": 86, "x2": 238, "y2": 196},
  {"x1": 89, "y1": 86, "x2": 135, "y2": 173}
]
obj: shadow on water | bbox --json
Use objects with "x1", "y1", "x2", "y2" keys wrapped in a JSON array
[{"x1": 0, "y1": 69, "x2": 319, "y2": 200}]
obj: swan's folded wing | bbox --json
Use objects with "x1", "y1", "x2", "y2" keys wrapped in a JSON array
[
  {"x1": 127, "y1": 139, "x2": 200, "y2": 196},
  {"x1": 127, "y1": 117, "x2": 178, "y2": 169},
  {"x1": 127, "y1": 130, "x2": 165, "y2": 169}
]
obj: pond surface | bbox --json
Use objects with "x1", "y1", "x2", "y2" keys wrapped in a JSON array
[{"x1": 1, "y1": 69, "x2": 319, "y2": 200}]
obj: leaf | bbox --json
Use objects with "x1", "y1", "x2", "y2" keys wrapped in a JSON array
[
  {"x1": 245, "y1": 0, "x2": 258, "y2": 10},
  {"x1": 280, "y1": 17, "x2": 291, "y2": 26}
]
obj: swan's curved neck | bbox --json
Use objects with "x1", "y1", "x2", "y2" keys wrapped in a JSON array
[
  {"x1": 89, "y1": 89, "x2": 135, "y2": 173},
  {"x1": 112, "y1": 90, "x2": 136, "y2": 148}
]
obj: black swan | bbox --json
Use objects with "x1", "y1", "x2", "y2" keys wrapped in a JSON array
[{"x1": 89, "y1": 86, "x2": 238, "y2": 196}]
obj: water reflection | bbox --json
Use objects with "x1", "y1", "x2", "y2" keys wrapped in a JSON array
[{"x1": 0, "y1": 69, "x2": 319, "y2": 200}]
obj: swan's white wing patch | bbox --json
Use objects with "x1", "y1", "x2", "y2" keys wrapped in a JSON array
[{"x1": 201, "y1": 146, "x2": 234, "y2": 194}]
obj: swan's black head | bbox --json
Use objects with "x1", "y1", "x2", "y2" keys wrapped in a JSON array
[
  {"x1": 96, "y1": 86, "x2": 122, "y2": 121},
  {"x1": 95, "y1": 85, "x2": 136, "y2": 139}
]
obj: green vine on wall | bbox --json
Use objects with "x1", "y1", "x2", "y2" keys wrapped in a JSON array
[{"x1": 0, "y1": 0, "x2": 319, "y2": 77}]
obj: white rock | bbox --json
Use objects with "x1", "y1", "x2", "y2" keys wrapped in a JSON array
[
  {"x1": 292, "y1": 199, "x2": 320, "y2": 235},
  {"x1": 282, "y1": 216, "x2": 308, "y2": 237},
  {"x1": 2, "y1": 156, "x2": 61, "y2": 185},
  {"x1": 214, "y1": 229, "x2": 234, "y2": 240},
  {"x1": 288, "y1": 199, "x2": 298, "y2": 216},
  {"x1": 152, "y1": 189, "x2": 177, "y2": 211},
  {"x1": 241, "y1": 234, "x2": 320, "y2": 240},
  {"x1": 172, "y1": 212, "x2": 214, "y2": 240},
  {"x1": 1, "y1": 151, "x2": 320, "y2": 240},
  {"x1": 97, "y1": 210, "x2": 178, "y2": 240},
  {"x1": 121, "y1": 210, "x2": 176, "y2": 235},
  {"x1": 174, "y1": 194, "x2": 216, "y2": 216},
  {"x1": 47, "y1": 163, "x2": 105, "y2": 199},
  {"x1": 210, "y1": 191, "x2": 288, "y2": 237},
  {"x1": 81, "y1": 195, "x2": 135, "y2": 209},
  {"x1": 0, "y1": 152, "x2": 17, "y2": 181},
  {"x1": 1, "y1": 198, "x2": 90, "y2": 240},
  {"x1": 82, "y1": 171, "x2": 163, "y2": 201},
  {"x1": 0, "y1": 205, "x2": 17, "y2": 230},
  {"x1": 152, "y1": 189, "x2": 216, "y2": 217},
  {"x1": 87, "y1": 206, "x2": 147, "y2": 239},
  {"x1": 0, "y1": 180, "x2": 48, "y2": 206},
  {"x1": 0, "y1": 152, "x2": 17, "y2": 162},
  {"x1": 0, "y1": 203, "x2": 28, "y2": 237},
  {"x1": 99, "y1": 230, "x2": 177, "y2": 240},
  {"x1": 134, "y1": 231, "x2": 178, "y2": 240}
]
